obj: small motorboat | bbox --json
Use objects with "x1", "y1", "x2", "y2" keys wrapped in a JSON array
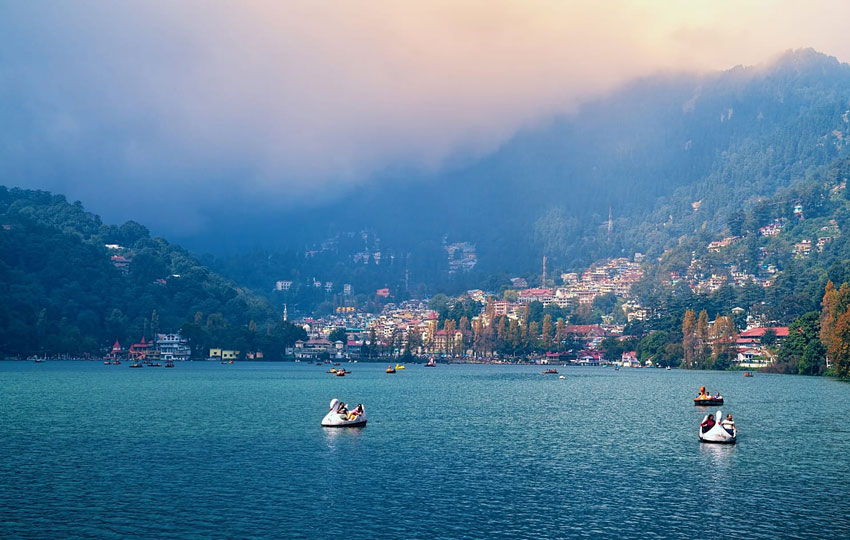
[
  {"x1": 425, "y1": 358, "x2": 437, "y2": 367},
  {"x1": 542, "y1": 368, "x2": 558, "y2": 374},
  {"x1": 327, "y1": 368, "x2": 337, "y2": 374},
  {"x1": 395, "y1": 364, "x2": 406, "y2": 370},
  {"x1": 334, "y1": 362, "x2": 341, "y2": 366},
  {"x1": 165, "y1": 361, "x2": 175, "y2": 368},
  {"x1": 744, "y1": 371, "x2": 753, "y2": 377},
  {"x1": 321, "y1": 399, "x2": 366, "y2": 427},
  {"x1": 129, "y1": 362, "x2": 143, "y2": 368},
  {"x1": 386, "y1": 365, "x2": 396, "y2": 374},
  {"x1": 335, "y1": 369, "x2": 346, "y2": 377},
  {"x1": 699, "y1": 410, "x2": 736, "y2": 444},
  {"x1": 104, "y1": 360, "x2": 111, "y2": 365},
  {"x1": 666, "y1": 366, "x2": 671, "y2": 371},
  {"x1": 559, "y1": 375, "x2": 566, "y2": 380},
  {"x1": 694, "y1": 395, "x2": 724, "y2": 406}
]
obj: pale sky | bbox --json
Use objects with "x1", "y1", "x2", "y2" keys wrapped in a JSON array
[{"x1": 1, "y1": 1, "x2": 849, "y2": 230}]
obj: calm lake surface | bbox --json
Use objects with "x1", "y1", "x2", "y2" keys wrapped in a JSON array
[{"x1": 2, "y1": 362, "x2": 849, "y2": 539}]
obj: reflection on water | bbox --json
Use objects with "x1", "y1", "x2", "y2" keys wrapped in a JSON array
[{"x1": 323, "y1": 425, "x2": 365, "y2": 450}]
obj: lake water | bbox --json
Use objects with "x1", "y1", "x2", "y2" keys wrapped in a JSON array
[{"x1": 1, "y1": 362, "x2": 849, "y2": 539}]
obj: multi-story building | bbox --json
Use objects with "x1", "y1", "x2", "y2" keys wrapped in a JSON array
[{"x1": 156, "y1": 333, "x2": 192, "y2": 362}]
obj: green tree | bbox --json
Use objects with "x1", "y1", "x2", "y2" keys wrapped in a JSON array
[{"x1": 328, "y1": 327, "x2": 348, "y2": 343}]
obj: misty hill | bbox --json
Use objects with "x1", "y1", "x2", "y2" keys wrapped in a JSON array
[
  {"x1": 0, "y1": 187, "x2": 283, "y2": 357},
  {"x1": 203, "y1": 49, "x2": 850, "y2": 299}
]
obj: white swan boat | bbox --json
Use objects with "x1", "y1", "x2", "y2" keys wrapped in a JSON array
[
  {"x1": 699, "y1": 410, "x2": 736, "y2": 444},
  {"x1": 321, "y1": 399, "x2": 367, "y2": 427}
]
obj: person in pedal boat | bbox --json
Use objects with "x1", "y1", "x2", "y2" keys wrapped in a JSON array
[
  {"x1": 347, "y1": 404, "x2": 363, "y2": 421},
  {"x1": 701, "y1": 414, "x2": 716, "y2": 433},
  {"x1": 721, "y1": 413, "x2": 735, "y2": 434}
]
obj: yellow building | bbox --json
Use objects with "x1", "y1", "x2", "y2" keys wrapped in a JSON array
[{"x1": 209, "y1": 349, "x2": 240, "y2": 361}]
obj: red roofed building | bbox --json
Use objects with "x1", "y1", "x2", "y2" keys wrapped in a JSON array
[
  {"x1": 128, "y1": 337, "x2": 152, "y2": 360},
  {"x1": 738, "y1": 327, "x2": 789, "y2": 346},
  {"x1": 106, "y1": 340, "x2": 124, "y2": 361},
  {"x1": 518, "y1": 288, "x2": 554, "y2": 306},
  {"x1": 564, "y1": 325, "x2": 607, "y2": 338}
]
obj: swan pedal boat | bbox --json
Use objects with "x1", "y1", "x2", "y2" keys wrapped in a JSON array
[
  {"x1": 321, "y1": 399, "x2": 366, "y2": 427},
  {"x1": 699, "y1": 410, "x2": 736, "y2": 444},
  {"x1": 694, "y1": 395, "x2": 723, "y2": 406}
]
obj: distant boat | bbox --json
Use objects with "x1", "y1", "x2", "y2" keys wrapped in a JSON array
[
  {"x1": 542, "y1": 368, "x2": 558, "y2": 374},
  {"x1": 129, "y1": 362, "x2": 143, "y2": 368},
  {"x1": 335, "y1": 369, "x2": 346, "y2": 377},
  {"x1": 395, "y1": 364, "x2": 406, "y2": 370},
  {"x1": 165, "y1": 361, "x2": 175, "y2": 368},
  {"x1": 744, "y1": 371, "x2": 753, "y2": 377},
  {"x1": 694, "y1": 395, "x2": 724, "y2": 406},
  {"x1": 386, "y1": 365, "x2": 396, "y2": 374},
  {"x1": 666, "y1": 366, "x2": 671, "y2": 371},
  {"x1": 425, "y1": 358, "x2": 437, "y2": 367}
]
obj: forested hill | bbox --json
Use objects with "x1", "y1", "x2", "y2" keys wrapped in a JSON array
[
  {"x1": 0, "y1": 187, "x2": 284, "y2": 357},
  {"x1": 197, "y1": 49, "x2": 850, "y2": 299},
  {"x1": 632, "y1": 155, "x2": 850, "y2": 329},
  {"x1": 359, "y1": 48, "x2": 850, "y2": 273}
]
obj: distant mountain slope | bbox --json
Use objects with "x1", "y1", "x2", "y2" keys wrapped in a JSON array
[
  {"x1": 202, "y1": 49, "x2": 850, "y2": 301},
  {"x1": 630, "y1": 154, "x2": 850, "y2": 329},
  {"x1": 388, "y1": 49, "x2": 850, "y2": 268},
  {"x1": 0, "y1": 187, "x2": 278, "y2": 357}
]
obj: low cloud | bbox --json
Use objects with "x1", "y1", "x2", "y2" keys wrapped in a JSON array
[{"x1": 2, "y1": 1, "x2": 850, "y2": 233}]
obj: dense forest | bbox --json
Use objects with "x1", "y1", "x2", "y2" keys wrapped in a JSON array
[{"x1": 0, "y1": 187, "x2": 304, "y2": 358}]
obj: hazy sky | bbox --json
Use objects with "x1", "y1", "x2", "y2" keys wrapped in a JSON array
[{"x1": 2, "y1": 1, "x2": 850, "y2": 233}]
